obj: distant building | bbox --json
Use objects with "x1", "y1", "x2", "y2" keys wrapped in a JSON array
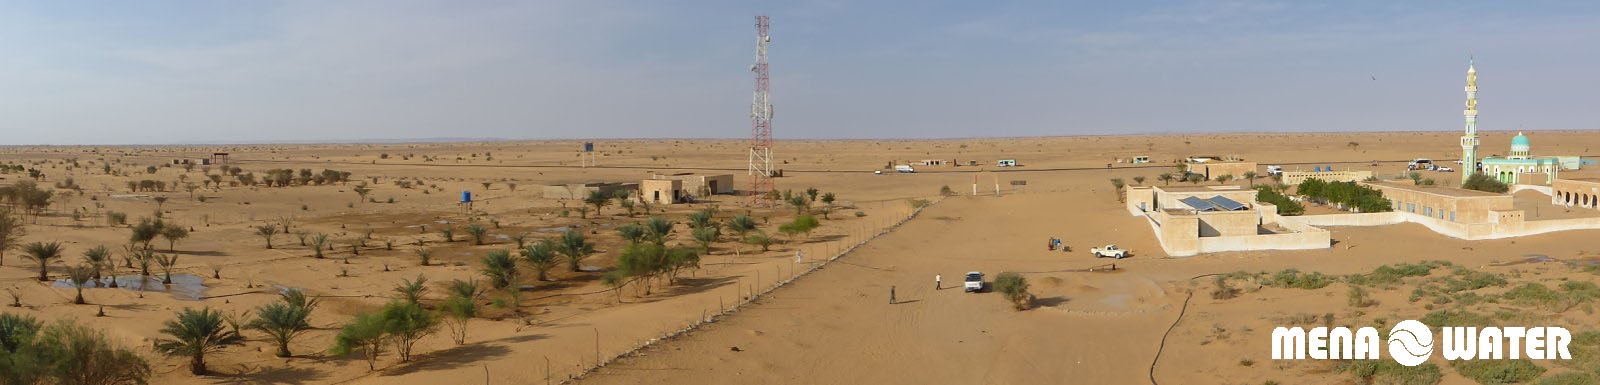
[
  {"x1": 1125, "y1": 185, "x2": 1330, "y2": 256},
  {"x1": 1552, "y1": 178, "x2": 1600, "y2": 209},
  {"x1": 1280, "y1": 170, "x2": 1374, "y2": 185},
  {"x1": 650, "y1": 173, "x2": 733, "y2": 197},
  {"x1": 1185, "y1": 161, "x2": 1256, "y2": 181},
  {"x1": 541, "y1": 182, "x2": 636, "y2": 200},
  {"x1": 639, "y1": 179, "x2": 686, "y2": 205}
]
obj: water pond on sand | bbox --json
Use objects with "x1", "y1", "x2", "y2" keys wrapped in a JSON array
[{"x1": 53, "y1": 274, "x2": 209, "y2": 301}]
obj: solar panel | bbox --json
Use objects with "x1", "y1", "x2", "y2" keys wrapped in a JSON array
[
  {"x1": 1179, "y1": 196, "x2": 1219, "y2": 211},
  {"x1": 1207, "y1": 196, "x2": 1248, "y2": 211}
]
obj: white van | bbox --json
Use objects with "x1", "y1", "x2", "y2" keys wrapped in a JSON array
[
  {"x1": 996, "y1": 160, "x2": 1017, "y2": 167},
  {"x1": 894, "y1": 165, "x2": 916, "y2": 173}
]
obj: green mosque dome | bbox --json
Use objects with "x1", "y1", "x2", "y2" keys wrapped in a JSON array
[{"x1": 1511, "y1": 132, "x2": 1530, "y2": 147}]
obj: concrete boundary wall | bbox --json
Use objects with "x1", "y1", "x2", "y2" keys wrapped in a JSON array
[
  {"x1": 1198, "y1": 232, "x2": 1330, "y2": 253},
  {"x1": 1511, "y1": 184, "x2": 1553, "y2": 196},
  {"x1": 1296, "y1": 210, "x2": 1600, "y2": 240}
]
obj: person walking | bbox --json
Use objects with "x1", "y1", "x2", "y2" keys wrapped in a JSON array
[
  {"x1": 890, "y1": 286, "x2": 897, "y2": 304},
  {"x1": 935, "y1": 274, "x2": 942, "y2": 290}
]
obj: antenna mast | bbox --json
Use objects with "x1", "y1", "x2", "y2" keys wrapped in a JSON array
[{"x1": 748, "y1": 15, "x2": 775, "y2": 204}]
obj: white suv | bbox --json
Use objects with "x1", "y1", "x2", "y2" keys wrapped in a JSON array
[{"x1": 964, "y1": 272, "x2": 984, "y2": 293}]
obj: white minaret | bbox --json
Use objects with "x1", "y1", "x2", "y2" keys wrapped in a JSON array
[{"x1": 1461, "y1": 59, "x2": 1480, "y2": 184}]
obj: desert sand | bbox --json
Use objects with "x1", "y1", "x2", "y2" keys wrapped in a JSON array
[{"x1": 3, "y1": 131, "x2": 1599, "y2": 385}]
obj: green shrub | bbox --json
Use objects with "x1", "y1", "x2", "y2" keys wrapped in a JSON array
[
  {"x1": 1265, "y1": 269, "x2": 1333, "y2": 289},
  {"x1": 993, "y1": 272, "x2": 1031, "y2": 310},
  {"x1": 1341, "y1": 360, "x2": 1442, "y2": 385},
  {"x1": 1420, "y1": 309, "x2": 1493, "y2": 329},
  {"x1": 1558, "y1": 331, "x2": 1600, "y2": 373},
  {"x1": 1451, "y1": 358, "x2": 1544, "y2": 385},
  {"x1": 1535, "y1": 372, "x2": 1599, "y2": 385}
]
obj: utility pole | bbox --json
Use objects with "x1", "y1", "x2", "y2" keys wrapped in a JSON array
[{"x1": 748, "y1": 15, "x2": 775, "y2": 205}]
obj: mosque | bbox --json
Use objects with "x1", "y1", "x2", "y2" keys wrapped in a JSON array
[{"x1": 1458, "y1": 60, "x2": 1575, "y2": 185}]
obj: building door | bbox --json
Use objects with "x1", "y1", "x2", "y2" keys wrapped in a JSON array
[
  {"x1": 708, "y1": 180, "x2": 718, "y2": 195},
  {"x1": 653, "y1": 191, "x2": 660, "y2": 203}
]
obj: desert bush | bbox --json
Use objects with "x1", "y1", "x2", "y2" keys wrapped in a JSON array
[
  {"x1": 1533, "y1": 373, "x2": 1598, "y2": 385},
  {"x1": 1210, "y1": 275, "x2": 1238, "y2": 300},
  {"x1": 1264, "y1": 269, "x2": 1333, "y2": 289},
  {"x1": 1462, "y1": 173, "x2": 1510, "y2": 193},
  {"x1": 1347, "y1": 286, "x2": 1374, "y2": 307},
  {"x1": 993, "y1": 272, "x2": 1031, "y2": 310},
  {"x1": 1340, "y1": 360, "x2": 1442, "y2": 385},
  {"x1": 1451, "y1": 358, "x2": 1545, "y2": 385}
]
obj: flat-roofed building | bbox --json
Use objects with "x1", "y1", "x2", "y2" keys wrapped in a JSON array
[
  {"x1": 1185, "y1": 161, "x2": 1257, "y2": 181},
  {"x1": 1553, "y1": 178, "x2": 1600, "y2": 209},
  {"x1": 1361, "y1": 181, "x2": 1513, "y2": 223},
  {"x1": 651, "y1": 173, "x2": 734, "y2": 197}
]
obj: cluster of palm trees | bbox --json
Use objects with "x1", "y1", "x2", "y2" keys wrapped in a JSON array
[
  {"x1": 479, "y1": 228, "x2": 595, "y2": 293},
  {"x1": 604, "y1": 216, "x2": 703, "y2": 301},
  {"x1": 0, "y1": 181, "x2": 53, "y2": 220}
]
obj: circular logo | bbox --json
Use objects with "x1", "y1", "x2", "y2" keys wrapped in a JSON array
[{"x1": 1387, "y1": 320, "x2": 1434, "y2": 366}]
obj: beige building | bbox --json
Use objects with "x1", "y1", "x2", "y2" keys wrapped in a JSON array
[
  {"x1": 1185, "y1": 161, "x2": 1257, "y2": 181},
  {"x1": 640, "y1": 179, "x2": 686, "y2": 205},
  {"x1": 1126, "y1": 185, "x2": 1330, "y2": 257},
  {"x1": 651, "y1": 173, "x2": 734, "y2": 197},
  {"x1": 1362, "y1": 181, "x2": 1514, "y2": 224},
  {"x1": 542, "y1": 182, "x2": 636, "y2": 200},
  {"x1": 1280, "y1": 170, "x2": 1374, "y2": 185},
  {"x1": 1553, "y1": 178, "x2": 1600, "y2": 209}
]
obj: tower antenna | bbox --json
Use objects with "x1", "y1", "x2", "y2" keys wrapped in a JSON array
[{"x1": 748, "y1": 15, "x2": 775, "y2": 204}]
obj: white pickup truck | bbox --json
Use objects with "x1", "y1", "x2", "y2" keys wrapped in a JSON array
[
  {"x1": 1091, "y1": 245, "x2": 1129, "y2": 259},
  {"x1": 964, "y1": 272, "x2": 984, "y2": 293}
]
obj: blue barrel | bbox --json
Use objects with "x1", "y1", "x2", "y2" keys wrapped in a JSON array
[
  {"x1": 461, "y1": 191, "x2": 472, "y2": 203},
  {"x1": 1326, "y1": 165, "x2": 1333, "y2": 171},
  {"x1": 1314, "y1": 166, "x2": 1321, "y2": 172}
]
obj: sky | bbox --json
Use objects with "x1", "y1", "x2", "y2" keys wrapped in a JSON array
[{"x1": 1, "y1": 0, "x2": 1597, "y2": 145}]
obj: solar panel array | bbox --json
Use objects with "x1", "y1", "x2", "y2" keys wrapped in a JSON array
[{"x1": 1179, "y1": 195, "x2": 1250, "y2": 211}]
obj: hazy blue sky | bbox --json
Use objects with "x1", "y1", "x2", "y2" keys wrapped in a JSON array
[{"x1": 2, "y1": 1, "x2": 1597, "y2": 144}]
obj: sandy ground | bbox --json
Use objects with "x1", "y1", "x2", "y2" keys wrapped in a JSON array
[{"x1": 1, "y1": 131, "x2": 1598, "y2": 385}]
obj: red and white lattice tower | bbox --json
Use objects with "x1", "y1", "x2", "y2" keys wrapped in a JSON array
[{"x1": 747, "y1": 15, "x2": 775, "y2": 204}]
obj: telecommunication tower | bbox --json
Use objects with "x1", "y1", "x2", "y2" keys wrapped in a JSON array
[{"x1": 747, "y1": 15, "x2": 775, "y2": 204}]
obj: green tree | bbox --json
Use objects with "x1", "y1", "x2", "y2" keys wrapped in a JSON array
[
  {"x1": 248, "y1": 289, "x2": 318, "y2": 357},
  {"x1": 521, "y1": 241, "x2": 558, "y2": 281},
  {"x1": 22, "y1": 241, "x2": 62, "y2": 282},
  {"x1": 378, "y1": 301, "x2": 437, "y2": 363},
  {"x1": 439, "y1": 294, "x2": 476, "y2": 345},
  {"x1": 779, "y1": 215, "x2": 821, "y2": 242},
  {"x1": 724, "y1": 215, "x2": 758, "y2": 252},
  {"x1": 556, "y1": 229, "x2": 594, "y2": 272},
  {"x1": 1462, "y1": 173, "x2": 1510, "y2": 193},
  {"x1": 743, "y1": 232, "x2": 775, "y2": 252},
  {"x1": 311, "y1": 233, "x2": 329, "y2": 258},
  {"x1": 157, "y1": 224, "x2": 187, "y2": 252},
  {"x1": 0, "y1": 210, "x2": 24, "y2": 267},
  {"x1": 480, "y1": 250, "x2": 518, "y2": 289},
  {"x1": 21, "y1": 318, "x2": 151, "y2": 385},
  {"x1": 616, "y1": 223, "x2": 646, "y2": 244},
  {"x1": 819, "y1": 192, "x2": 836, "y2": 219},
  {"x1": 130, "y1": 218, "x2": 163, "y2": 250},
  {"x1": 330, "y1": 310, "x2": 387, "y2": 371},
  {"x1": 154, "y1": 307, "x2": 245, "y2": 375},
  {"x1": 1158, "y1": 173, "x2": 1174, "y2": 186},
  {"x1": 644, "y1": 217, "x2": 674, "y2": 245},
  {"x1": 787, "y1": 195, "x2": 810, "y2": 215},
  {"x1": 993, "y1": 272, "x2": 1032, "y2": 310},
  {"x1": 439, "y1": 225, "x2": 455, "y2": 242},
  {"x1": 1109, "y1": 178, "x2": 1126, "y2": 202},
  {"x1": 1243, "y1": 171, "x2": 1259, "y2": 186},
  {"x1": 154, "y1": 253, "x2": 179, "y2": 284},
  {"x1": 584, "y1": 190, "x2": 611, "y2": 216},
  {"x1": 615, "y1": 191, "x2": 635, "y2": 217},
  {"x1": 693, "y1": 226, "x2": 720, "y2": 254}
]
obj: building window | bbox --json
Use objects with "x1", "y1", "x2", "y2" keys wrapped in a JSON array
[
  {"x1": 1407, "y1": 203, "x2": 1415, "y2": 212},
  {"x1": 1424, "y1": 207, "x2": 1433, "y2": 216},
  {"x1": 1449, "y1": 211, "x2": 1456, "y2": 221}
]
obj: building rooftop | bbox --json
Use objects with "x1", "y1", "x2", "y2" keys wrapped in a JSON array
[{"x1": 1364, "y1": 180, "x2": 1503, "y2": 197}]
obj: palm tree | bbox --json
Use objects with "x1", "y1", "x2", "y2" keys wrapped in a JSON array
[
  {"x1": 393, "y1": 274, "x2": 428, "y2": 304},
  {"x1": 311, "y1": 233, "x2": 329, "y2": 258},
  {"x1": 584, "y1": 190, "x2": 611, "y2": 216},
  {"x1": 509, "y1": 232, "x2": 529, "y2": 249},
  {"x1": 521, "y1": 241, "x2": 558, "y2": 281},
  {"x1": 724, "y1": 215, "x2": 758, "y2": 256},
  {"x1": 254, "y1": 225, "x2": 278, "y2": 249},
  {"x1": 644, "y1": 217, "x2": 673, "y2": 245},
  {"x1": 743, "y1": 232, "x2": 775, "y2": 252},
  {"x1": 1243, "y1": 171, "x2": 1258, "y2": 187},
  {"x1": 1109, "y1": 178, "x2": 1126, "y2": 202},
  {"x1": 66, "y1": 264, "x2": 93, "y2": 304},
  {"x1": 0, "y1": 210, "x2": 24, "y2": 266},
  {"x1": 556, "y1": 229, "x2": 594, "y2": 272},
  {"x1": 787, "y1": 195, "x2": 809, "y2": 215},
  {"x1": 246, "y1": 295, "x2": 314, "y2": 358},
  {"x1": 1158, "y1": 173, "x2": 1174, "y2": 186},
  {"x1": 480, "y1": 250, "x2": 518, "y2": 289},
  {"x1": 154, "y1": 254, "x2": 179, "y2": 284},
  {"x1": 414, "y1": 247, "x2": 433, "y2": 266},
  {"x1": 83, "y1": 245, "x2": 111, "y2": 284},
  {"x1": 22, "y1": 241, "x2": 62, "y2": 281},
  {"x1": 1215, "y1": 174, "x2": 1234, "y2": 185},
  {"x1": 154, "y1": 307, "x2": 244, "y2": 375},
  {"x1": 466, "y1": 223, "x2": 487, "y2": 245},
  {"x1": 439, "y1": 225, "x2": 455, "y2": 242},
  {"x1": 1132, "y1": 176, "x2": 1146, "y2": 186}
]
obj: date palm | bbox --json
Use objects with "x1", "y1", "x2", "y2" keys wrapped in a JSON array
[
  {"x1": 22, "y1": 241, "x2": 63, "y2": 282},
  {"x1": 155, "y1": 254, "x2": 179, "y2": 284},
  {"x1": 556, "y1": 229, "x2": 594, "y2": 272},
  {"x1": 254, "y1": 225, "x2": 278, "y2": 249},
  {"x1": 0, "y1": 210, "x2": 24, "y2": 266},
  {"x1": 521, "y1": 241, "x2": 558, "y2": 281},
  {"x1": 247, "y1": 290, "x2": 317, "y2": 358},
  {"x1": 82, "y1": 245, "x2": 111, "y2": 284},
  {"x1": 154, "y1": 307, "x2": 244, "y2": 375},
  {"x1": 66, "y1": 264, "x2": 93, "y2": 304}
]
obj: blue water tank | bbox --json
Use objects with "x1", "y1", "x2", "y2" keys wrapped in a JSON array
[
  {"x1": 1326, "y1": 165, "x2": 1333, "y2": 171},
  {"x1": 461, "y1": 191, "x2": 472, "y2": 203},
  {"x1": 1314, "y1": 166, "x2": 1321, "y2": 172}
]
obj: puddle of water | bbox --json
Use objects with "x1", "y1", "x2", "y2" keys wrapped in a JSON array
[
  {"x1": 1524, "y1": 254, "x2": 1555, "y2": 263},
  {"x1": 53, "y1": 274, "x2": 209, "y2": 301}
]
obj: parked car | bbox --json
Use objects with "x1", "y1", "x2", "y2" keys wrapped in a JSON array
[
  {"x1": 1091, "y1": 245, "x2": 1129, "y2": 259},
  {"x1": 964, "y1": 272, "x2": 984, "y2": 292},
  {"x1": 895, "y1": 165, "x2": 916, "y2": 173}
]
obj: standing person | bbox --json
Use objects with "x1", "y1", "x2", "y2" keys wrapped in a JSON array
[
  {"x1": 935, "y1": 274, "x2": 942, "y2": 290},
  {"x1": 890, "y1": 286, "x2": 897, "y2": 304}
]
